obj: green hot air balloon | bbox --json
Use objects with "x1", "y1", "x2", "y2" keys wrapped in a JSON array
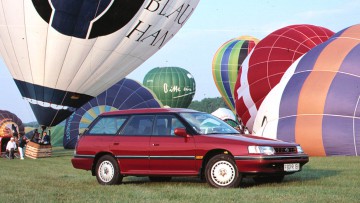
[{"x1": 143, "y1": 67, "x2": 196, "y2": 108}]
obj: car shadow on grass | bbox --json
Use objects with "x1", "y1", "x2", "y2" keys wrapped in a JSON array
[
  {"x1": 121, "y1": 176, "x2": 205, "y2": 186},
  {"x1": 240, "y1": 168, "x2": 340, "y2": 188},
  {"x1": 119, "y1": 167, "x2": 339, "y2": 188}
]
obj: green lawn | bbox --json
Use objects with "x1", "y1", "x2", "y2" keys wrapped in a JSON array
[{"x1": 1, "y1": 147, "x2": 359, "y2": 203}]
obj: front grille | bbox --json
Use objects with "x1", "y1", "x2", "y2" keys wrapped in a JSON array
[{"x1": 274, "y1": 147, "x2": 296, "y2": 154}]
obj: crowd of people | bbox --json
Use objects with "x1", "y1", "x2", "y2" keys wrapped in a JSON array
[{"x1": 4, "y1": 126, "x2": 51, "y2": 160}]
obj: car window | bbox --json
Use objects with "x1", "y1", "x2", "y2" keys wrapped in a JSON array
[
  {"x1": 180, "y1": 112, "x2": 239, "y2": 135},
  {"x1": 88, "y1": 116, "x2": 127, "y2": 135},
  {"x1": 121, "y1": 115, "x2": 154, "y2": 136},
  {"x1": 153, "y1": 115, "x2": 185, "y2": 136}
]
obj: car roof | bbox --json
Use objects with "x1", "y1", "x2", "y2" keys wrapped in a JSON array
[{"x1": 100, "y1": 108, "x2": 200, "y2": 116}]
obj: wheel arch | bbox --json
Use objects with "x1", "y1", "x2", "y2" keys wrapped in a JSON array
[
  {"x1": 91, "y1": 152, "x2": 116, "y2": 176},
  {"x1": 200, "y1": 149, "x2": 235, "y2": 178}
]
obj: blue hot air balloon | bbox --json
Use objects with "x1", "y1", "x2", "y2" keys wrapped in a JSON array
[{"x1": 63, "y1": 78, "x2": 162, "y2": 149}]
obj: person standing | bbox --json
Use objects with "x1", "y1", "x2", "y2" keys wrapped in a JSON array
[
  {"x1": 6, "y1": 137, "x2": 17, "y2": 159},
  {"x1": 18, "y1": 133, "x2": 28, "y2": 160}
]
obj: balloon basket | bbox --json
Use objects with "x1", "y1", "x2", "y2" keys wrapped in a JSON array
[{"x1": 25, "y1": 141, "x2": 52, "y2": 159}]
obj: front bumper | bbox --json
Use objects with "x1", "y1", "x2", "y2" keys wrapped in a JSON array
[{"x1": 234, "y1": 154, "x2": 309, "y2": 174}]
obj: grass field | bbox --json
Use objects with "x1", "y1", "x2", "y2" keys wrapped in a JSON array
[{"x1": 1, "y1": 147, "x2": 359, "y2": 203}]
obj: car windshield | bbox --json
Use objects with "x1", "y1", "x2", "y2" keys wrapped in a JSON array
[{"x1": 179, "y1": 112, "x2": 240, "y2": 135}]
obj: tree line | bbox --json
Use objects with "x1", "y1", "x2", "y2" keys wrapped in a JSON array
[{"x1": 188, "y1": 97, "x2": 227, "y2": 113}]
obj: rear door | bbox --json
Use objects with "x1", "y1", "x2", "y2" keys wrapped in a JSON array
[
  {"x1": 112, "y1": 115, "x2": 154, "y2": 174},
  {"x1": 81, "y1": 116, "x2": 125, "y2": 157},
  {"x1": 149, "y1": 115, "x2": 197, "y2": 175}
]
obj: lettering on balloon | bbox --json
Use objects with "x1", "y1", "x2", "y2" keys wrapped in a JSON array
[
  {"x1": 183, "y1": 87, "x2": 192, "y2": 91},
  {"x1": 126, "y1": 0, "x2": 196, "y2": 48},
  {"x1": 65, "y1": 114, "x2": 74, "y2": 141},
  {"x1": 163, "y1": 83, "x2": 193, "y2": 94}
]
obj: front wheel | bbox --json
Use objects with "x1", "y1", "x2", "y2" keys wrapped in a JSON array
[
  {"x1": 205, "y1": 154, "x2": 241, "y2": 188},
  {"x1": 95, "y1": 155, "x2": 123, "y2": 185}
]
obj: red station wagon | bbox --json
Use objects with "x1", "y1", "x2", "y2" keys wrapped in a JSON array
[{"x1": 71, "y1": 108, "x2": 309, "y2": 188}]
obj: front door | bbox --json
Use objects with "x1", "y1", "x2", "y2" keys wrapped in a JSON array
[{"x1": 149, "y1": 115, "x2": 197, "y2": 175}]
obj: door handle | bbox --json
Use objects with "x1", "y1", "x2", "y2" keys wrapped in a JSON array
[
  {"x1": 113, "y1": 143, "x2": 119, "y2": 146},
  {"x1": 152, "y1": 143, "x2": 159, "y2": 146}
]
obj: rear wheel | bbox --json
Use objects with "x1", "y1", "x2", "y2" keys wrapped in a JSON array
[
  {"x1": 148, "y1": 176, "x2": 172, "y2": 182},
  {"x1": 95, "y1": 155, "x2": 123, "y2": 185},
  {"x1": 205, "y1": 154, "x2": 241, "y2": 188}
]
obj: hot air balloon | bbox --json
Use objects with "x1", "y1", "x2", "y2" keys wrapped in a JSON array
[
  {"x1": 63, "y1": 78, "x2": 162, "y2": 149},
  {"x1": 0, "y1": 110, "x2": 25, "y2": 154},
  {"x1": 253, "y1": 24, "x2": 360, "y2": 156},
  {"x1": 211, "y1": 108, "x2": 239, "y2": 128},
  {"x1": 212, "y1": 36, "x2": 259, "y2": 112},
  {"x1": 0, "y1": 110, "x2": 24, "y2": 137},
  {"x1": 0, "y1": 0, "x2": 200, "y2": 127},
  {"x1": 143, "y1": 67, "x2": 196, "y2": 108},
  {"x1": 234, "y1": 24, "x2": 334, "y2": 131}
]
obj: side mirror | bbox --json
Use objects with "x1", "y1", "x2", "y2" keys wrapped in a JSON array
[{"x1": 174, "y1": 128, "x2": 190, "y2": 138}]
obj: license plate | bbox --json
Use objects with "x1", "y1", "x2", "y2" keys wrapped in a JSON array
[{"x1": 284, "y1": 163, "x2": 300, "y2": 172}]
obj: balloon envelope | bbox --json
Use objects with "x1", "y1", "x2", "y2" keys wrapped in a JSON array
[
  {"x1": 63, "y1": 78, "x2": 162, "y2": 149},
  {"x1": 211, "y1": 108, "x2": 237, "y2": 121},
  {"x1": 234, "y1": 24, "x2": 334, "y2": 131},
  {"x1": 211, "y1": 108, "x2": 239, "y2": 128},
  {"x1": 253, "y1": 24, "x2": 360, "y2": 156},
  {"x1": 143, "y1": 67, "x2": 196, "y2": 108},
  {"x1": 0, "y1": 0, "x2": 199, "y2": 126},
  {"x1": 0, "y1": 110, "x2": 25, "y2": 137},
  {"x1": 212, "y1": 36, "x2": 259, "y2": 112}
]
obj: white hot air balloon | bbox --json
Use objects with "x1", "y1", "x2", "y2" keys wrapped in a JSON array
[{"x1": 0, "y1": 0, "x2": 200, "y2": 126}]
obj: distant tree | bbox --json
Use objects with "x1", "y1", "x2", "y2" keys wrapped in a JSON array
[
  {"x1": 23, "y1": 121, "x2": 39, "y2": 128},
  {"x1": 189, "y1": 97, "x2": 228, "y2": 113},
  {"x1": 23, "y1": 118, "x2": 68, "y2": 128}
]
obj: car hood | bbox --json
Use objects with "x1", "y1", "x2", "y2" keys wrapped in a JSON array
[{"x1": 202, "y1": 134, "x2": 297, "y2": 146}]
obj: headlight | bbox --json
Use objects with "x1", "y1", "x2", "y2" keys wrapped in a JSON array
[
  {"x1": 296, "y1": 146, "x2": 304, "y2": 154},
  {"x1": 248, "y1": 146, "x2": 275, "y2": 155}
]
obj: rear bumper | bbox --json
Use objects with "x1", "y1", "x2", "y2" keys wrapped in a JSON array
[
  {"x1": 234, "y1": 154, "x2": 309, "y2": 174},
  {"x1": 71, "y1": 155, "x2": 95, "y2": 171}
]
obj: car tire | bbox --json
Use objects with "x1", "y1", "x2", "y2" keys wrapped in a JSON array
[
  {"x1": 253, "y1": 175, "x2": 285, "y2": 184},
  {"x1": 205, "y1": 154, "x2": 241, "y2": 188},
  {"x1": 95, "y1": 155, "x2": 123, "y2": 185},
  {"x1": 148, "y1": 176, "x2": 172, "y2": 182}
]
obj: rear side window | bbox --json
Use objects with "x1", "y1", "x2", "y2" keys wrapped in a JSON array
[
  {"x1": 121, "y1": 115, "x2": 154, "y2": 136},
  {"x1": 88, "y1": 116, "x2": 128, "y2": 135}
]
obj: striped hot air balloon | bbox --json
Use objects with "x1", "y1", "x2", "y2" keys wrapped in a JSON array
[
  {"x1": 234, "y1": 24, "x2": 334, "y2": 131},
  {"x1": 212, "y1": 36, "x2": 259, "y2": 112},
  {"x1": 253, "y1": 24, "x2": 360, "y2": 156}
]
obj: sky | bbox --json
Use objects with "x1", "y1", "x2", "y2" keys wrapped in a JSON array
[{"x1": 1, "y1": 0, "x2": 360, "y2": 123}]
